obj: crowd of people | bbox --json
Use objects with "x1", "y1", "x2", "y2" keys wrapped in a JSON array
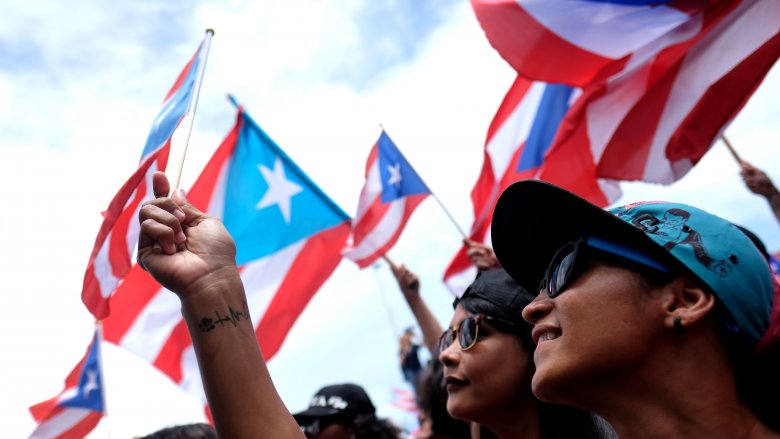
[{"x1": 133, "y1": 158, "x2": 780, "y2": 438}]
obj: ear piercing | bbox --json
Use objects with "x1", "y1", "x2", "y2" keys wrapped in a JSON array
[{"x1": 673, "y1": 316, "x2": 683, "y2": 332}]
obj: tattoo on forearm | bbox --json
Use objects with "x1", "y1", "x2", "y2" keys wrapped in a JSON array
[{"x1": 198, "y1": 301, "x2": 251, "y2": 332}]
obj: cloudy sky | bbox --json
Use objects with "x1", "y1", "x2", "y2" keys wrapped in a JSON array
[{"x1": 1, "y1": 1, "x2": 778, "y2": 437}]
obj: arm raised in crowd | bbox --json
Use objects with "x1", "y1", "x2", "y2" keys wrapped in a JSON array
[
  {"x1": 389, "y1": 262, "x2": 443, "y2": 354},
  {"x1": 741, "y1": 161, "x2": 780, "y2": 224},
  {"x1": 137, "y1": 171, "x2": 303, "y2": 439}
]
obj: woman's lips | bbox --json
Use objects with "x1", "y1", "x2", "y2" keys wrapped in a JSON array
[{"x1": 445, "y1": 376, "x2": 468, "y2": 391}]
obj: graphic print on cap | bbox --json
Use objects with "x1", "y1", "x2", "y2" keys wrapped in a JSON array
[{"x1": 614, "y1": 204, "x2": 733, "y2": 278}]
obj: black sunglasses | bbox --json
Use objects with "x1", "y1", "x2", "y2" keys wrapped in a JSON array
[
  {"x1": 438, "y1": 314, "x2": 518, "y2": 352},
  {"x1": 540, "y1": 236, "x2": 673, "y2": 298},
  {"x1": 300, "y1": 417, "x2": 351, "y2": 437}
]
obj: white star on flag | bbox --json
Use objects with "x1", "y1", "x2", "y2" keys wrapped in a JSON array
[
  {"x1": 387, "y1": 163, "x2": 402, "y2": 187},
  {"x1": 257, "y1": 157, "x2": 303, "y2": 223},
  {"x1": 82, "y1": 368, "x2": 99, "y2": 397}
]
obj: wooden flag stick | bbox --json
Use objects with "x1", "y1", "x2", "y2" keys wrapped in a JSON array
[
  {"x1": 720, "y1": 134, "x2": 743, "y2": 165},
  {"x1": 382, "y1": 254, "x2": 419, "y2": 290},
  {"x1": 167, "y1": 29, "x2": 215, "y2": 195},
  {"x1": 382, "y1": 254, "x2": 396, "y2": 269},
  {"x1": 431, "y1": 192, "x2": 468, "y2": 240}
]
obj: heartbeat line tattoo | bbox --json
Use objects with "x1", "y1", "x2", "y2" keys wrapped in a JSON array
[{"x1": 198, "y1": 301, "x2": 251, "y2": 332}]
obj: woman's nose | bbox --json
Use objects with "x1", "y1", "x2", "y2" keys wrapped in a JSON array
[{"x1": 438, "y1": 339, "x2": 460, "y2": 367}]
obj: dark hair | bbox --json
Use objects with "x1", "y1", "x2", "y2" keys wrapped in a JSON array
[
  {"x1": 138, "y1": 423, "x2": 217, "y2": 439},
  {"x1": 455, "y1": 271, "x2": 608, "y2": 439},
  {"x1": 354, "y1": 415, "x2": 403, "y2": 439},
  {"x1": 722, "y1": 226, "x2": 780, "y2": 431},
  {"x1": 719, "y1": 323, "x2": 780, "y2": 432},
  {"x1": 416, "y1": 353, "x2": 472, "y2": 439}
]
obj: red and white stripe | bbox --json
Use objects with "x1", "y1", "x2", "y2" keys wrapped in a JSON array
[
  {"x1": 471, "y1": 0, "x2": 697, "y2": 87},
  {"x1": 540, "y1": 0, "x2": 780, "y2": 186},
  {"x1": 81, "y1": 149, "x2": 168, "y2": 319},
  {"x1": 28, "y1": 407, "x2": 101, "y2": 439},
  {"x1": 342, "y1": 145, "x2": 427, "y2": 268},
  {"x1": 473, "y1": 0, "x2": 780, "y2": 189},
  {"x1": 443, "y1": 77, "x2": 541, "y2": 294}
]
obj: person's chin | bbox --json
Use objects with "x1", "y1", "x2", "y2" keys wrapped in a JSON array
[
  {"x1": 445, "y1": 391, "x2": 472, "y2": 421},
  {"x1": 531, "y1": 364, "x2": 573, "y2": 405}
]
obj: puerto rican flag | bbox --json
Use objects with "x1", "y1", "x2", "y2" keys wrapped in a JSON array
[
  {"x1": 443, "y1": 76, "x2": 620, "y2": 294},
  {"x1": 29, "y1": 331, "x2": 104, "y2": 439},
  {"x1": 343, "y1": 131, "x2": 430, "y2": 268},
  {"x1": 473, "y1": 0, "x2": 780, "y2": 186},
  {"x1": 95, "y1": 107, "x2": 351, "y2": 413},
  {"x1": 81, "y1": 38, "x2": 209, "y2": 319}
]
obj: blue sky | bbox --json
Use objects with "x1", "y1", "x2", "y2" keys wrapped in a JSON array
[{"x1": 1, "y1": 1, "x2": 778, "y2": 437}]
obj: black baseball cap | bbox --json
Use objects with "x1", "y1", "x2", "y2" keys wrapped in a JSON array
[
  {"x1": 293, "y1": 383, "x2": 376, "y2": 424},
  {"x1": 454, "y1": 268, "x2": 533, "y2": 320}
]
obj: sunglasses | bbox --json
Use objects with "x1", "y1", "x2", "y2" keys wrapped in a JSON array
[
  {"x1": 300, "y1": 417, "x2": 350, "y2": 437},
  {"x1": 541, "y1": 236, "x2": 673, "y2": 297},
  {"x1": 438, "y1": 314, "x2": 518, "y2": 352}
]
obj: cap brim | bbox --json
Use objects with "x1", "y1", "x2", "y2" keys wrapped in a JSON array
[
  {"x1": 292, "y1": 407, "x2": 342, "y2": 423},
  {"x1": 491, "y1": 180, "x2": 680, "y2": 292}
]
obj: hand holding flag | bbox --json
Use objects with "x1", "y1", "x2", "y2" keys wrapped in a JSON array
[
  {"x1": 82, "y1": 31, "x2": 212, "y2": 319},
  {"x1": 136, "y1": 172, "x2": 238, "y2": 296},
  {"x1": 135, "y1": 142, "x2": 306, "y2": 439},
  {"x1": 93, "y1": 107, "x2": 351, "y2": 423}
]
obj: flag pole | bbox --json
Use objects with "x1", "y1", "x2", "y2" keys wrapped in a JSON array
[
  {"x1": 168, "y1": 29, "x2": 215, "y2": 195},
  {"x1": 720, "y1": 134, "x2": 742, "y2": 165},
  {"x1": 430, "y1": 192, "x2": 468, "y2": 239},
  {"x1": 373, "y1": 261, "x2": 402, "y2": 337}
]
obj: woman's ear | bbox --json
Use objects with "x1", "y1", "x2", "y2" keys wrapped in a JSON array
[{"x1": 660, "y1": 276, "x2": 716, "y2": 331}]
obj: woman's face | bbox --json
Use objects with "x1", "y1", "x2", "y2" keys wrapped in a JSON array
[
  {"x1": 439, "y1": 304, "x2": 533, "y2": 423},
  {"x1": 522, "y1": 260, "x2": 664, "y2": 405}
]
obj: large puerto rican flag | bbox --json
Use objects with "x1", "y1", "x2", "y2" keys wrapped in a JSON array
[
  {"x1": 95, "y1": 107, "x2": 351, "y2": 412},
  {"x1": 472, "y1": 0, "x2": 780, "y2": 186},
  {"x1": 442, "y1": 75, "x2": 620, "y2": 294},
  {"x1": 29, "y1": 330, "x2": 104, "y2": 439},
  {"x1": 81, "y1": 38, "x2": 209, "y2": 319},
  {"x1": 343, "y1": 131, "x2": 430, "y2": 268}
]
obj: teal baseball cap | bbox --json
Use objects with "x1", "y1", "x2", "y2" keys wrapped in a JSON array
[{"x1": 491, "y1": 180, "x2": 777, "y2": 348}]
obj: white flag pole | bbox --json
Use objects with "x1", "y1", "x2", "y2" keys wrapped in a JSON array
[{"x1": 168, "y1": 29, "x2": 215, "y2": 195}]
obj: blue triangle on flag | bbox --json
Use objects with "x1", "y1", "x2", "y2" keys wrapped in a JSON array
[
  {"x1": 59, "y1": 332, "x2": 104, "y2": 413},
  {"x1": 377, "y1": 131, "x2": 430, "y2": 203},
  {"x1": 222, "y1": 112, "x2": 350, "y2": 265}
]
